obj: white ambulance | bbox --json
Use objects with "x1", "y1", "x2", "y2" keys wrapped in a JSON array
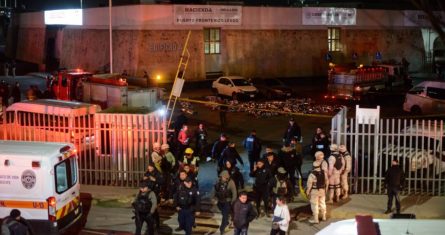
[{"x1": 0, "y1": 141, "x2": 82, "y2": 234}]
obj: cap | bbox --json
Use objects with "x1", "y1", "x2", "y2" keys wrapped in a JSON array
[
  {"x1": 277, "y1": 167, "x2": 287, "y2": 174},
  {"x1": 219, "y1": 170, "x2": 230, "y2": 179},
  {"x1": 330, "y1": 144, "x2": 338, "y2": 151},
  {"x1": 153, "y1": 142, "x2": 161, "y2": 148},
  {"x1": 220, "y1": 133, "x2": 227, "y2": 138},
  {"x1": 185, "y1": 148, "x2": 194, "y2": 154},
  {"x1": 314, "y1": 151, "x2": 324, "y2": 160},
  {"x1": 161, "y1": 144, "x2": 169, "y2": 150},
  {"x1": 10, "y1": 209, "x2": 20, "y2": 218}
]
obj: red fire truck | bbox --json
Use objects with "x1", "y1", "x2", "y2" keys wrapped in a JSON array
[
  {"x1": 52, "y1": 69, "x2": 93, "y2": 101},
  {"x1": 326, "y1": 64, "x2": 390, "y2": 101}
]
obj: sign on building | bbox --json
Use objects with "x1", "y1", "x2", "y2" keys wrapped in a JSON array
[
  {"x1": 174, "y1": 5, "x2": 242, "y2": 25},
  {"x1": 302, "y1": 7, "x2": 356, "y2": 26},
  {"x1": 404, "y1": 10, "x2": 445, "y2": 27}
]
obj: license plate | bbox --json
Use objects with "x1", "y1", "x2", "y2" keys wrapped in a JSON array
[{"x1": 250, "y1": 94, "x2": 254, "y2": 98}]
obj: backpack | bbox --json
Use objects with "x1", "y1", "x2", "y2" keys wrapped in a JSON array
[
  {"x1": 334, "y1": 154, "x2": 344, "y2": 170},
  {"x1": 312, "y1": 170, "x2": 326, "y2": 189},
  {"x1": 134, "y1": 192, "x2": 152, "y2": 213},
  {"x1": 276, "y1": 180, "x2": 288, "y2": 196},
  {"x1": 215, "y1": 180, "x2": 231, "y2": 201},
  {"x1": 2, "y1": 218, "x2": 26, "y2": 235}
]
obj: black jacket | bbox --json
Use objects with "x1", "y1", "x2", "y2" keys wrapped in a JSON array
[
  {"x1": 264, "y1": 158, "x2": 280, "y2": 176},
  {"x1": 250, "y1": 166, "x2": 272, "y2": 190},
  {"x1": 232, "y1": 199, "x2": 257, "y2": 229},
  {"x1": 212, "y1": 140, "x2": 229, "y2": 159},
  {"x1": 283, "y1": 123, "x2": 301, "y2": 142},
  {"x1": 385, "y1": 165, "x2": 405, "y2": 189},
  {"x1": 173, "y1": 183, "x2": 200, "y2": 211},
  {"x1": 224, "y1": 166, "x2": 245, "y2": 189},
  {"x1": 278, "y1": 146, "x2": 301, "y2": 169},
  {"x1": 219, "y1": 146, "x2": 244, "y2": 168}
]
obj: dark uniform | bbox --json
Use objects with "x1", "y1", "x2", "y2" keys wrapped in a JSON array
[
  {"x1": 213, "y1": 171, "x2": 237, "y2": 234},
  {"x1": 211, "y1": 135, "x2": 229, "y2": 162},
  {"x1": 283, "y1": 118, "x2": 301, "y2": 145},
  {"x1": 143, "y1": 167, "x2": 163, "y2": 228},
  {"x1": 250, "y1": 160, "x2": 272, "y2": 216},
  {"x1": 278, "y1": 145, "x2": 300, "y2": 188},
  {"x1": 132, "y1": 182, "x2": 158, "y2": 235},
  {"x1": 174, "y1": 179, "x2": 200, "y2": 235},
  {"x1": 219, "y1": 145, "x2": 244, "y2": 170},
  {"x1": 194, "y1": 124, "x2": 209, "y2": 159},
  {"x1": 243, "y1": 131, "x2": 262, "y2": 173},
  {"x1": 385, "y1": 160, "x2": 405, "y2": 214}
]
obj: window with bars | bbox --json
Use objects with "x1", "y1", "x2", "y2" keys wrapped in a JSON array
[
  {"x1": 204, "y1": 28, "x2": 221, "y2": 54},
  {"x1": 328, "y1": 28, "x2": 341, "y2": 52}
]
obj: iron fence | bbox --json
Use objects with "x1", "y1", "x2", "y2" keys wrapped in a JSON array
[
  {"x1": 1, "y1": 110, "x2": 166, "y2": 187},
  {"x1": 331, "y1": 108, "x2": 445, "y2": 196}
]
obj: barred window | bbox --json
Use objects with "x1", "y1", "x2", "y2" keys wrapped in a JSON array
[
  {"x1": 328, "y1": 28, "x2": 341, "y2": 52},
  {"x1": 204, "y1": 28, "x2": 221, "y2": 54}
]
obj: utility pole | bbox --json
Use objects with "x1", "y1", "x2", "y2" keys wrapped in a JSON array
[{"x1": 109, "y1": 0, "x2": 113, "y2": 73}]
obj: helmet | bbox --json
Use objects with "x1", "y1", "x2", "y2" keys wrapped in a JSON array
[
  {"x1": 330, "y1": 144, "x2": 338, "y2": 151},
  {"x1": 185, "y1": 148, "x2": 194, "y2": 154},
  {"x1": 314, "y1": 151, "x2": 324, "y2": 161},
  {"x1": 339, "y1": 145, "x2": 347, "y2": 152},
  {"x1": 153, "y1": 142, "x2": 161, "y2": 148},
  {"x1": 161, "y1": 144, "x2": 169, "y2": 150}
]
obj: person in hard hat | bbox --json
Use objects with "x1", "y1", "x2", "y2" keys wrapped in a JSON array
[
  {"x1": 182, "y1": 148, "x2": 199, "y2": 174},
  {"x1": 306, "y1": 160, "x2": 328, "y2": 224},
  {"x1": 339, "y1": 145, "x2": 353, "y2": 200},
  {"x1": 327, "y1": 144, "x2": 344, "y2": 204},
  {"x1": 151, "y1": 142, "x2": 163, "y2": 173}
]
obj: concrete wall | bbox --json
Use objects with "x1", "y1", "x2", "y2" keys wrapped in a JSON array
[{"x1": 13, "y1": 5, "x2": 427, "y2": 80}]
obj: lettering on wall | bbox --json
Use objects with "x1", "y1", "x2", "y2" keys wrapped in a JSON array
[
  {"x1": 149, "y1": 42, "x2": 182, "y2": 53},
  {"x1": 174, "y1": 5, "x2": 242, "y2": 25}
]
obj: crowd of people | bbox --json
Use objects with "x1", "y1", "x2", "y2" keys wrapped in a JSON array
[{"x1": 130, "y1": 115, "x2": 312, "y2": 235}]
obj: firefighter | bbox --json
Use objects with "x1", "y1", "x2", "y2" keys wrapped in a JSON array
[
  {"x1": 182, "y1": 148, "x2": 200, "y2": 174},
  {"x1": 174, "y1": 177, "x2": 200, "y2": 235},
  {"x1": 132, "y1": 181, "x2": 157, "y2": 235},
  {"x1": 306, "y1": 161, "x2": 328, "y2": 224},
  {"x1": 339, "y1": 145, "x2": 353, "y2": 199},
  {"x1": 327, "y1": 144, "x2": 344, "y2": 204}
]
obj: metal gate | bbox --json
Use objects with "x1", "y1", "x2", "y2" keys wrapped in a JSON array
[
  {"x1": 331, "y1": 107, "x2": 445, "y2": 196},
  {"x1": 1, "y1": 109, "x2": 166, "y2": 187}
]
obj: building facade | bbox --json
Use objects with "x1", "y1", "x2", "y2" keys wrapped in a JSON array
[{"x1": 11, "y1": 5, "x2": 442, "y2": 82}]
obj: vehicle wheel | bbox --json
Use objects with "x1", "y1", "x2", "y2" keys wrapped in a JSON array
[
  {"x1": 410, "y1": 106, "x2": 422, "y2": 115},
  {"x1": 232, "y1": 92, "x2": 238, "y2": 101},
  {"x1": 211, "y1": 88, "x2": 218, "y2": 95}
]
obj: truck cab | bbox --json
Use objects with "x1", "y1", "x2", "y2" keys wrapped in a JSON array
[{"x1": 52, "y1": 69, "x2": 93, "y2": 101}]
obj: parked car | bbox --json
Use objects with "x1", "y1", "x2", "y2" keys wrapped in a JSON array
[
  {"x1": 403, "y1": 80, "x2": 445, "y2": 115},
  {"x1": 378, "y1": 125, "x2": 445, "y2": 176},
  {"x1": 211, "y1": 76, "x2": 259, "y2": 100},
  {"x1": 254, "y1": 78, "x2": 294, "y2": 99}
]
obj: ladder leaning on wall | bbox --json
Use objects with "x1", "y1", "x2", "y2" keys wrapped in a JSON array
[{"x1": 166, "y1": 30, "x2": 192, "y2": 128}]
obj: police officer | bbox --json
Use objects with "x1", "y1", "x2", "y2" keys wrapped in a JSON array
[
  {"x1": 213, "y1": 170, "x2": 237, "y2": 234},
  {"x1": 132, "y1": 181, "x2": 157, "y2": 235},
  {"x1": 327, "y1": 144, "x2": 344, "y2": 203},
  {"x1": 1, "y1": 209, "x2": 34, "y2": 235},
  {"x1": 174, "y1": 177, "x2": 200, "y2": 235},
  {"x1": 194, "y1": 123, "x2": 209, "y2": 160},
  {"x1": 306, "y1": 160, "x2": 328, "y2": 224},
  {"x1": 243, "y1": 129, "x2": 262, "y2": 174},
  {"x1": 250, "y1": 159, "x2": 272, "y2": 217},
  {"x1": 283, "y1": 117, "x2": 301, "y2": 145},
  {"x1": 339, "y1": 145, "x2": 353, "y2": 199},
  {"x1": 384, "y1": 159, "x2": 405, "y2": 214}
]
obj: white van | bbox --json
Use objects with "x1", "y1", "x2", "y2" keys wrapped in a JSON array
[
  {"x1": 403, "y1": 80, "x2": 445, "y2": 114},
  {"x1": 1, "y1": 99, "x2": 100, "y2": 150},
  {"x1": 0, "y1": 141, "x2": 82, "y2": 234}
]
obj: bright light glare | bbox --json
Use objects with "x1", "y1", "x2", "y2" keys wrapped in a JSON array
[
  {"x1": 157, "y1": 109, "x2": 166, "y2": 116},
  {"x1": 156, "y1": 75, "x2": 161, "y2": 81},
  {"x1": 45, "y1": 9, "x2": 83, "y2": 25}
]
